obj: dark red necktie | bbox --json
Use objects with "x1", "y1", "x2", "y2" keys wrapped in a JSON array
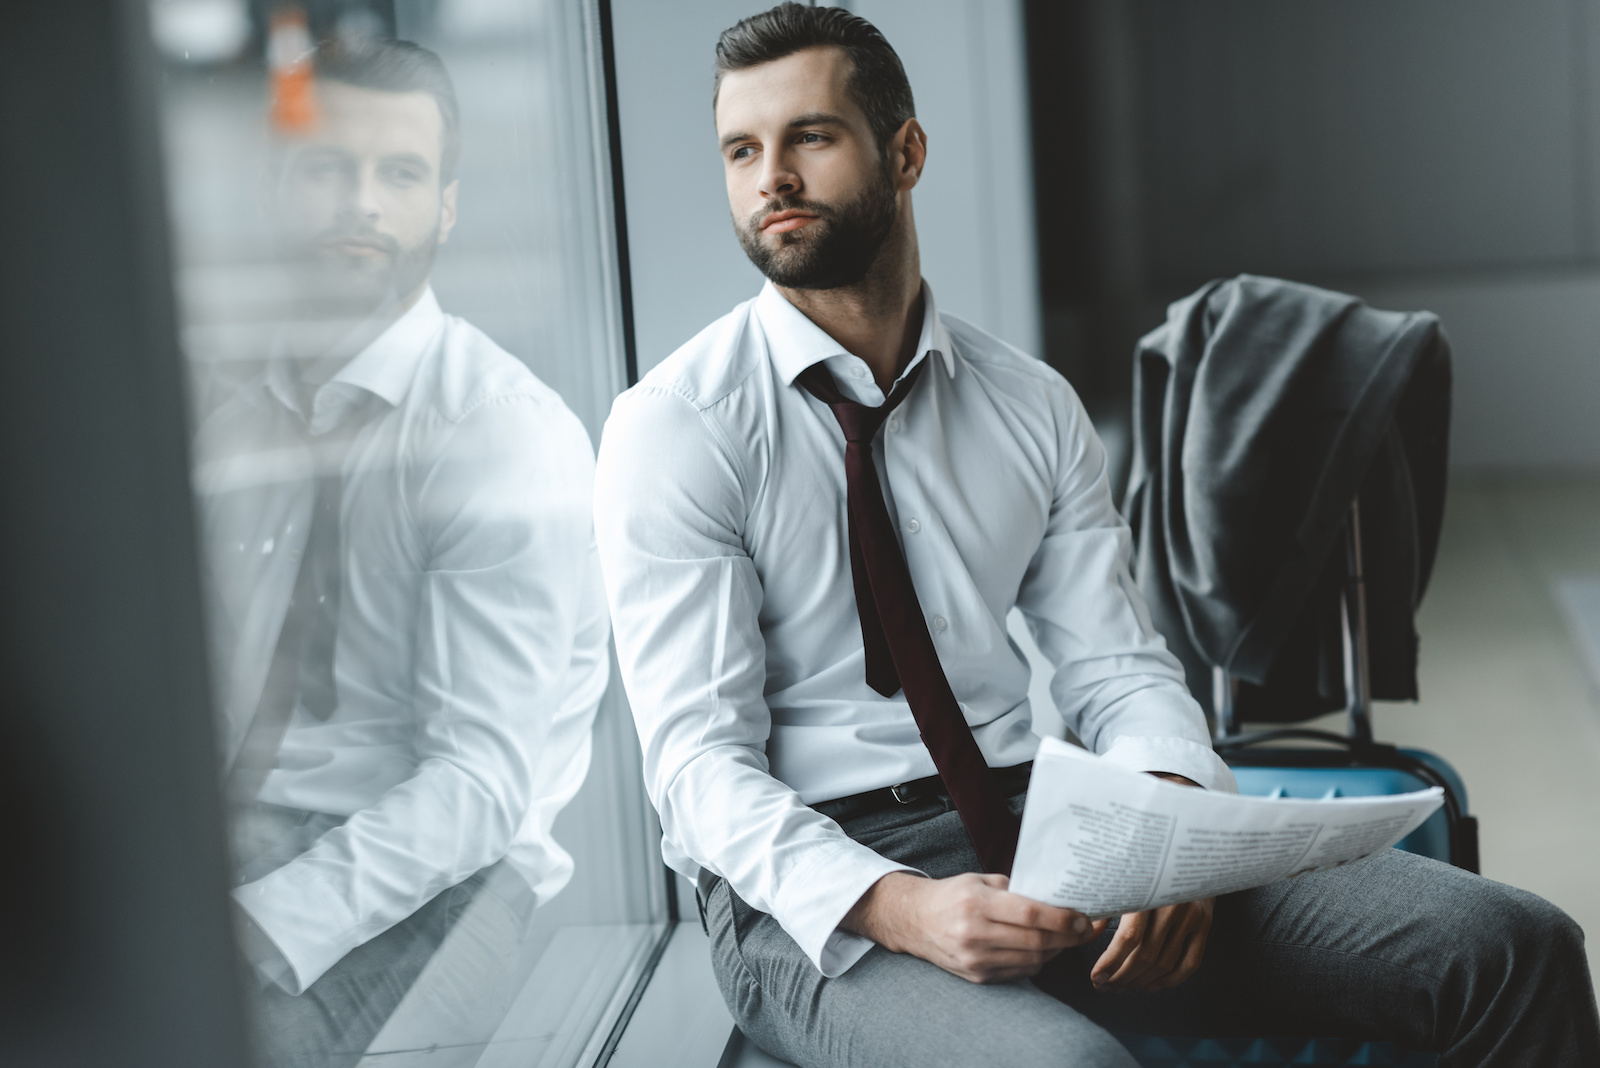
[{"x1": 798, "y1": 359, "x2": 1021, "y2": 874}]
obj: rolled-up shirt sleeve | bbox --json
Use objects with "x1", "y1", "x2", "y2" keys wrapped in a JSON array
[
  {"x1": 595, "y1": 386, "x2": 917, "y2": 976},
  {"x1": 1014, "y1": 384, "x2": 1236, "y2": 794}
]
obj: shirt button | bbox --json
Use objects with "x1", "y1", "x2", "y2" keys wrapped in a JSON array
[
  {"x1": 905, "y1": 518, "x2": 920, "y2": 533},
  {"x1": 887, "y1": 417, "x2": 900, "y2": 433},
  {"x1": 851, "y1": 365, "x2": 869, "y2": 380},
  {"x1": 932, "y1": 615, "x2": 948, "y2": 632}
]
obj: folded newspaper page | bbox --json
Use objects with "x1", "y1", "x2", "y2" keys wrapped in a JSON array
[{"x1": 1009, "y1": 737, "x2": 1443, "y2": 916}]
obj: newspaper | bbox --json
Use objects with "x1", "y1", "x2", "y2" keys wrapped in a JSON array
[{"x1": 1008, "y1": 737, "x2": 1443, "y2": 916}]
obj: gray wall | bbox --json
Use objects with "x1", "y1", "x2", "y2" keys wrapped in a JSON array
[
  {"x1": 1119, "y1": 0, "x2": 1600, "y2": 472},
  {"x1": 610, "y1": 0, "x2": 1041, "y2": 376}
]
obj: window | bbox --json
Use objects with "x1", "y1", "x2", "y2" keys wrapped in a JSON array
[{"x1": 151, "y1": 2, "x2": 666, "y2": 1064}]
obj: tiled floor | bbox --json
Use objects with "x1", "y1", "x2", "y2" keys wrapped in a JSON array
[{"x1": 1330, "y1": 477, "x2": 1600, "y2": 982}]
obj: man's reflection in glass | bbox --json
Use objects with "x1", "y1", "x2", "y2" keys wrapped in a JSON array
[{"x1": 191, "y1": 38, "x2": 610, "y2": 1066}]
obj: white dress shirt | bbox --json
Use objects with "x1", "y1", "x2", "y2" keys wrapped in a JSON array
[
  {"x1": 594, "y1": 281, "x2": 1235, "y2": 979},
  {"x1": 194, "y1": 289, "x2": 610, "y2": 993}
]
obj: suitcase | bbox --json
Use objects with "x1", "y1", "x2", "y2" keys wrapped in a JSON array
[
  {"x1": 1212, "y1": 502, "x2": 1477, "y2": 872},
  {"x1": 1115, "y1": 503, "x2": 1476, "y2": 1068}
]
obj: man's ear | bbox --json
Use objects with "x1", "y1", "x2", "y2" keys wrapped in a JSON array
[
  {"x1": 890, "y1": 118, "x2": 927, "y2": 193},
  {"x1": 438, "y1": 178, "x2": 460, "y2": 245}
]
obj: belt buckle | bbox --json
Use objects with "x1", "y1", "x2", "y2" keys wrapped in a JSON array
[{"x1": 890, "y1": 782, "x2": 915, "y2": 804}]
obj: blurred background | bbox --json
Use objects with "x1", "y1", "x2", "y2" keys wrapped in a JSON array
[{"x1": 1023, "y1": 0, "x2": 1600, "y2": 987}]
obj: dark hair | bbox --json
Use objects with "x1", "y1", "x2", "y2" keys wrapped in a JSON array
[
  {"x1": 713, "y1": 3, "x2": 915, "y2": 150},
  {"x1": 314, "y1": 38, "x2": 461, "y2": 182}
]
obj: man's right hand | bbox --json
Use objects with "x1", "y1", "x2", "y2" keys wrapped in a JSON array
[{"x1": 842, "y1": 871, "x2": 1107, "y2": 984}]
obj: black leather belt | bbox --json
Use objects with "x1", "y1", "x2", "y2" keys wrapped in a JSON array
[{"x1": 810, "y1": 761, "x2": 1033, "y2": 823}]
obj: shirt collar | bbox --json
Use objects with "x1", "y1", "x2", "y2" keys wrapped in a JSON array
[
  {"x1": 266, "y1": 287, "x2": 444, "y2": 434},
  {"x1": 755, "y1": 279, "x2": 957, "y2": 392}
]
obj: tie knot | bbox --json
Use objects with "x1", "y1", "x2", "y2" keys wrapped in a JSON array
[
  {"x1": 832, "y1": 400, "x2": 886, "y2": 444},
  {"x1": 797, "y1": 358, "x2": 926, "y2": 445}
]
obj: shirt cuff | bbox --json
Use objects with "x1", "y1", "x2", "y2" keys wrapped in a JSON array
[
  {"x1": 232, "y1": 902, "x2": 298, "y2": 993},
  {"x1": 1099, "y1": 735, "x2": 1237, "y2": 794},
  {"x1": 232, "y1": 859, "x2": 362, "y2": 995},
  {"x1": 768, "y1": 841, "x2": 923, "y2": 978}
]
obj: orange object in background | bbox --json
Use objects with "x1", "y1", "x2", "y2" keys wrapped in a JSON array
[{"x1": 268, "y1": 6, "x2": 316, "y2": 134}]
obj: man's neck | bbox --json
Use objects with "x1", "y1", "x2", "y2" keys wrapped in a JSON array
[
  {"x1": 288, "y1": 281, "x2": 429, "y2": 411},
  {"x1": 776, "y1": 216, "x2": 923, "y2": 394}
]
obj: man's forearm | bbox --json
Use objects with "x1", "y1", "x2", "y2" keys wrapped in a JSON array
[{"x1": 841, "y1": 871, "x2": 926, "y2": 951}]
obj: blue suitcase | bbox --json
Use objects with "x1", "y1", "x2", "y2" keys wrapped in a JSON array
[
  {"x1": 1116, "y1": 504, "x2": 1477, "y2": 1068},
  {"x1": 1211, "y1": 503, "x2": 1477, "y2": 871}
]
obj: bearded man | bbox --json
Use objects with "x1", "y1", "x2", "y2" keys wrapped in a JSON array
[
  {"x1": 593, "y1": 6, "x2": 1597, "y2": 1066},
  {"x1": 192, "y1": 38, "x2": 609, "y2": 1067}
]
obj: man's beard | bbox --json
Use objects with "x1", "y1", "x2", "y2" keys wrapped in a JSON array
[
  {"x1": 736, "y1": 168, "x2": 897, "y2": 290},
  {"x1": 282, "y1": 223, "x2": 439, "y2": 321}
]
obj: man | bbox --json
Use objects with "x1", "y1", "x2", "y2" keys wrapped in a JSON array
[
  {"x1": 594, "y1": 6, "x2": 1598, "y2": 1066},
  {"x1": 193, "y1": 38, "x2": 609, "y2": 1066}
]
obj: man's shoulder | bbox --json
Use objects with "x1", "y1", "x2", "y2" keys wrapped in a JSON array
[
  {"x1": 941, "y1": 312, "x2": 1064, "y2": 389},
  {"x1": 424, "y1": 314, "x2": 575, "y2": 428},
  {"x1": 628, "y1": 297, "x2": 765, "y2": 414}
]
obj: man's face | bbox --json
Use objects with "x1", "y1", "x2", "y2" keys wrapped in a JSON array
[
  {"x1": 271, "y1": 81, "x2": 458, "y2": 314},
  {"x1": 715, "y1": 47, "x2": 900, "y2": 290}
]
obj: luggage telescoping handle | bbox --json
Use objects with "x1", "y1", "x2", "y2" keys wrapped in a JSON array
[
  {"x1": 1340, "y1": 499, "x2": 1376, "y2": 744},
  {"x1": 1211, "y1": 502, "x2": 1481, "y2": 873},
  {"x1": 1212, "y1": 501, "x2": 1373, "y2": 743}
]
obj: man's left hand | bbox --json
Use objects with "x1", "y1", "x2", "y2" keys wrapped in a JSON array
[
  {"x1": 1089, "y1": 897, "x2": 1214, "y2": 992},
  {"x1": 1089, "y1": 769, "x2": 1212, "y2": 992}
]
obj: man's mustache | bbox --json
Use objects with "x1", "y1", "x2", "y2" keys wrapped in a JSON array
[
  {"x1": 311, "y1": 226, "x2": 400, "y2": 256},
  {"x1": 748, "y1": 197, "x2": 835, "y2": 232}
]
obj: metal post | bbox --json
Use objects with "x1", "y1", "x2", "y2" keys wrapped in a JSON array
[
  {"x1": 1341, "y1": 500, "x2": 1375, "y2": 744},
  {"x1": 1212, "y1": 666, "x2": 1239, "y2": 741}
]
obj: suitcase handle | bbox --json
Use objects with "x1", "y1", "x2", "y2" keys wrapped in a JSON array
[
  {"x1": 1213, "y1": 726, "x2": 1479, "y2": 874},
  {"x1": 1213, "y1": 502, "x2": 1374, "y2": 743}
]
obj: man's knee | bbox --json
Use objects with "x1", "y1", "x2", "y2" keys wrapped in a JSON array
[
  {"x1": 1439, "y1": 874, "x2": 1587, "y2": 988},
  {"x1": 1497, "y1": 886, "x2": 1586, "y2": 971}
]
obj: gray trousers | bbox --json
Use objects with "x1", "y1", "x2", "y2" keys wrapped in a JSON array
[{"x1": 707, "y1": 792, "x2": 1599, "y2": 1067}]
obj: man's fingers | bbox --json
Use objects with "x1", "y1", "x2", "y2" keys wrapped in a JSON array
[
  {"x1": 1101, "y1": 907, "x2": 1180, "y2": 988},
  {"x1": 979, "y1": 887, "x2": 1095, "y2": 939},
  {"x1": 1090, "y1": 909, "x2": 1146, "y2": 984},
  {"x1": 963, "y1": 914, "x2": 1080, "y2": 953},
  {"x1": 1093, "y1": 901, "x2": 1214, "y2": 992},
  {"x1": 943, "y1": 939, "x2": 1064, "y2": 984},
  {"x1": 1146, "y1": 908, "x2": 1212, "y2": 991},
  {"x1": 1123, "y1": 907, "x2": 1189, "y2": 988}
]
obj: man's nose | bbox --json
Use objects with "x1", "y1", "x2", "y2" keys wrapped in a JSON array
[
  {"x1": 758, "y1": 151, "x2": 801, "y2": 199},
  {"x1": 343, "y1": 165, "x2": 383, "y2": 224}
]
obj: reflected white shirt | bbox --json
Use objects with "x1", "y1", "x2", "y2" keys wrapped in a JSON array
[
  {"x1": 595, "y1": 282, "x2": 1234, "y2": 978},
  {"x1": 194, "y1": 289, "x2": 609, "y2": 992}
]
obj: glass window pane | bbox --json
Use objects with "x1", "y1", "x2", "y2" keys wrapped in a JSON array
[{"x1": 150, "y1": 2, "x2": 665, "y2": 1064}]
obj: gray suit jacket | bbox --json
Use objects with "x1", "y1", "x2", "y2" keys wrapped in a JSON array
[{"x1": 1124, "y1": 275, "x2": 1451, "y2": 722}]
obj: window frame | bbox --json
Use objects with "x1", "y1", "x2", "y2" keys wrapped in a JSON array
[{"x1": 0, "y1": 1, "x2": 691, "y2": 1064}]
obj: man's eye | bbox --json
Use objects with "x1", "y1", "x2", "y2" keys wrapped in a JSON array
[
  {"x1": 299, "y1": 158, "x2": 344, "y2": 180},
  {"x1": 798, "y1": 132, "x2": 825, "y2": 144},
  {"x1": 383, "y1": 164, "x2": 425, "y2": 186},
  {"x1": 731, "y1": 146, "x2": 755, "y2": 160}
]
